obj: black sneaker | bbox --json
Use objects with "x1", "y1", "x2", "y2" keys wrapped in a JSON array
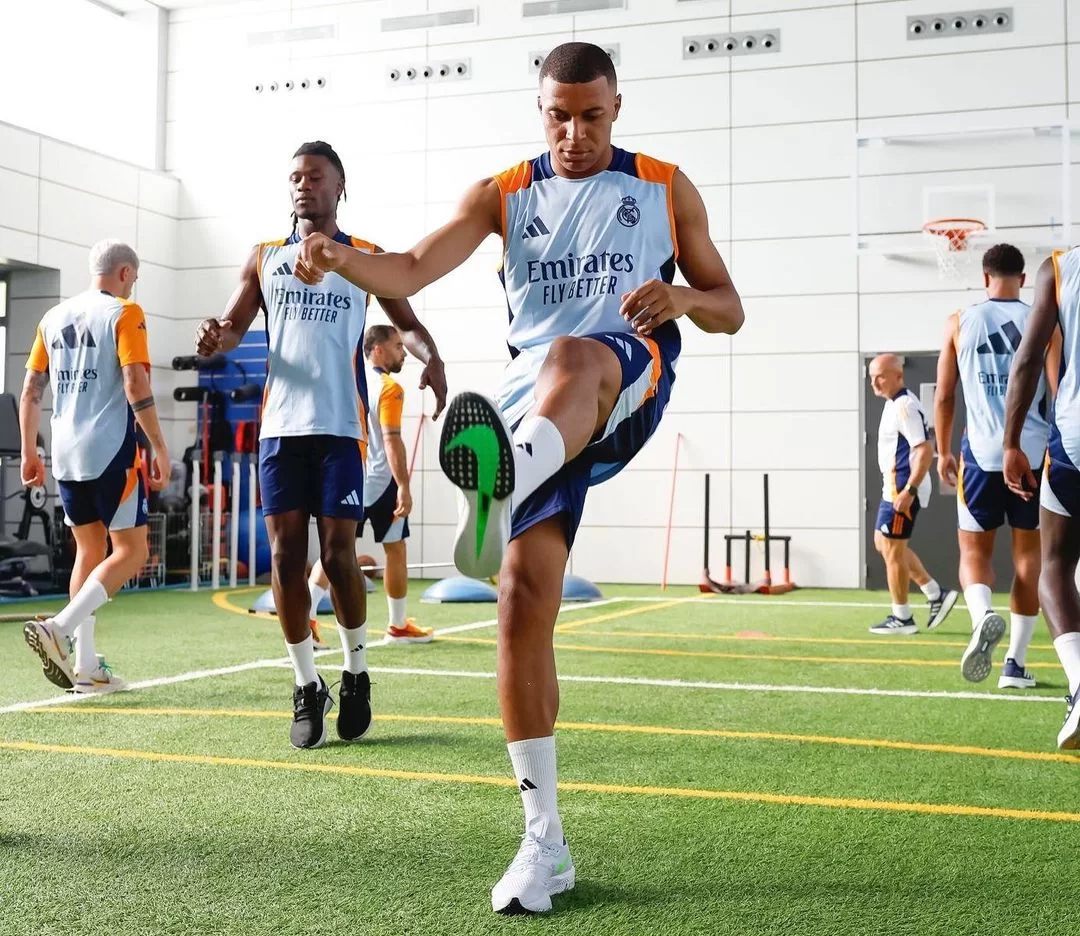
[
  {"x1": 337, "y1": 669, "x2": 372, "y2": 741},
  {"x1": 868, "y1": 615, "x2": 917, "y2": 635},
  {"x1": 926, "y1": 588, "x2": 959, "y2": 630},
  {"x1": 290, "y1": 676, "x2": 333, "y2": 749}
]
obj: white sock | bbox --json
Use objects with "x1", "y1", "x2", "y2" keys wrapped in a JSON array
[
  {"x1": 507, "y1": 736, "x2": 563, "y2": 844},
  {"x1": 892, "y1": 603, "x2": 912, "y2": 621},
  {"x1": 512, "y1": 416, "x2": 566, "y2": 507},
  {"x1": 338, "y1": 622, "x2": 367, "y2": 674},
  {"x1": 964, "y1": 584, "x2": 993, "y2": 630},
  {"x1": 387, "y1": 596, "x2": 407, "y2": 629},
  {"x1": 1053, "y1": 631, "x2": 1080, "y2": 695},
  {"x1": 73, "y1": 615, "x2": 96, "y2": 674},
  {"x1": 286, "y1": 634, "x2": 318, "y2": 687},
  {"x1": 51, "y1": 578, "x2": 109, "y2": 639},
  {"x1": 920, "y1": 579, "x2": 942, "y2": 601},
  {"x1": 1006, "y1": 613, "x2": 1038, "y2": 667},
  {"x1": 308, "y1": 581, "x2": 328, "y2": 618}
]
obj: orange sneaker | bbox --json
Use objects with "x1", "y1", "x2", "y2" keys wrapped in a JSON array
[
  {"x1": 309, "y1": 618, "x2": 329, "y2": 651},
  {"x1": 386, "y1": 619, "x2": 434, "y2": 644}
]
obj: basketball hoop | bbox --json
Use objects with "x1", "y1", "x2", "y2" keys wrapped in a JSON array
[{"x1": 923, "y1": 218, "x2": 986, "y2": 279}]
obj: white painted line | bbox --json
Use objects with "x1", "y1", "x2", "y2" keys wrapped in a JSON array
[
  {"x1": 613, "y1": 596, "x2": 1007, "y2": 611},
  {"x1": 356, "y1": 665, "x2": 1067, "y2": 704}
]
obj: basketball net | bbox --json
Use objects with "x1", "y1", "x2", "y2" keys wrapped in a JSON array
[{"x1": 923, "y1": 218, "x2": 986, "y2": 280}]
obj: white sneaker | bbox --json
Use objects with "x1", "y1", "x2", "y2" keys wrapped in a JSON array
[
  {"x1": 1058, "y1": 691, "x2": 1080, "y2": 750},
  {"x1": 960, "y1": 611, "x2": 1006, "y2": 683},
  {"x1": 23, "y1": 619, "x2": 74, "y2": 689},
  {"x1": 71, "y1": 655, "x2": 127, "y2": 694},
  {"x1": 439, "y1": 392, "x2": 515, "y2": 580},
  {"x1": 491, "y1": 834, "x2": 575, "y2": 915},
  {"x1": 997, "y1": 657, "x2": 1037, "y2": 689}
]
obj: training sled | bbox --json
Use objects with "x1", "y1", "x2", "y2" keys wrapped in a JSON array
[{"x1": 699, "y1": 474, "x2": 796, "y2": 596}]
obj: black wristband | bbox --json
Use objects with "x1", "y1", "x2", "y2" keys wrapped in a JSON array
[{"x1": 906, "y1": 483, "x2": 919, "y2": 496}]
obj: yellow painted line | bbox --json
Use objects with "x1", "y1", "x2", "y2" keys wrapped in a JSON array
[
  {"x1": 438, "y1": 635, "x2": 1061, "y2": 669},
  {"x1": 213, "y1": 587, "x2": 276, "y2": 621},
  {"x1": 2, "y1": 738, "x2": 1077, "y2": 824},
  {"x1": 554, "y1": 597, "x2": 701, "y2": 632},
  {"x1": 581, "y1": 628, "x2": 1057, "y2": 653},
  {"x1": 26, "y1": 706, "x2": 1080, "y2": 766}
]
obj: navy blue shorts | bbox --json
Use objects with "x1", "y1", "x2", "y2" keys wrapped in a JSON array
[
  {"x1": 1042, "y1": 423, "x2": 1080, "y2": 518},
  {"x1": 363, "y1": 480, "x2": 409, "y2": 544},
  {"x1": 875, "y1": 498, "x2": 920, "y2": 540},
  {"x1": 957, "y1": 439, "x2": 1039, "y2": 532},
  {"x1": 59, "y1": 467, "x2": 147, "y2": 530},
  {"x1": 511, "y1": 326, "x2": 679, "y2": 549},
  {"x1": 259, "y1": 435, "x2": 365, "y2": 519}
]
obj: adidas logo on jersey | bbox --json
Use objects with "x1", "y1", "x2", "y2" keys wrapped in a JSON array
[
  {"x1": 522, "y1": 216, "x2": 550, "y2": 239},
  {"x1": 976, "y1": 321, "x2": 1022, "y2": 354},
  {"x1": 272, "y1": 261, "x2": 293, "y2": 277},
  {"x1": 51, "y1": 324, "x2": 96, "y2": 350},
  {"x1": 340, "y1": 490, "x2": 361, "y2": 507}
]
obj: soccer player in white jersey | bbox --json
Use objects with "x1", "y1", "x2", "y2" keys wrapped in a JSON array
[
  {"x1": 935, "y1": 245, "x2": 1056, "y2": 686},
  {"x1": 194, "y1": 142, "x2": 446, "y2": 750},
  {"x1": 307, "y1": 324, "x2": 433, "y2": 643},
  {"x1": 294, "y1": 43, "x2": 744, "y2": 914},
  {"x1": 21, "y1": 240, "x2": 170, "y2": 692},
  {"x1": 868, "y1": 354, "x2": 958, "y2": 635},
  {"x1": 1004, "y1": 246, "x2": 1080, "y2": 748}
]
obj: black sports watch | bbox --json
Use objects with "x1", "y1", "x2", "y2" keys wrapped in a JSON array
[{"x1": 905, "y1": 483, "x2": 919, "y2": 496}]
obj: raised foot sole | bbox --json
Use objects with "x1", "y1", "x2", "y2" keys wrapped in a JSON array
[
  {"x1": 960, "y1": 613, "x2": 1006, "y2": 683},
  {"x1": 23, "y1": 622, "x2": 73, "y2": 690}
]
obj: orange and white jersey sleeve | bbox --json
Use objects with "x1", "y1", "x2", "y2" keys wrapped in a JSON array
[
  {"x1": 27, "y1": 327, "x2": 49, "y2": 373},
  {"x1": 115, "y1": 301, "x2": 151, "y2": 369}
]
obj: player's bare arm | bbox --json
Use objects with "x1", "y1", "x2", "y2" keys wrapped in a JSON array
[
  {"x1": 296, "y1": 178, "x2": 502, "y2": 297},
  {"x1": 894, "y1": 441, "x2": 932, "y2": 517},
  {"x1": 1004, "y1": 256, "x2": 1059, "y2": 498},
  {"x1": 195, "y1": 246, "x2": 265, "y2": 356},
  {"x1": 375, "y1": 293, "x2": 447, "y2": 421},
  {"x1": 618, "y1": 169, "x2": 743, "y2": 337},
  {"x1": 934, "y1": 312, "x2": 961, "y2": 485},
  {"x1": 1046, "y1": 324, "x2": 1063, "y2": 398},
  {"x1": 122, "y1": 363, "x2": 171, "y2": 491},
  {"x1": 19, "y1": 368, "x2": 49, "y2": 487}
]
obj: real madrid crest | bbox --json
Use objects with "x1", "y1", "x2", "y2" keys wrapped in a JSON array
[{"x1": 617, "y1": 195, "x2": 640, "y2": 228}]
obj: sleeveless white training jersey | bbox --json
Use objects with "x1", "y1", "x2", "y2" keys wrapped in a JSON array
[
  {"x1": 494, "y1": 147, "x2": 682, "y2": 427},
  {"x1": 956, "y1": 298, "x2": 1049, "y2": 470},
  {"x1": 878, "y1": 388, "x2": 933, "y2": 507},
  {"x1": 26, "y1": 289, "x2": 150, "y2": 481},
  {"x1": 257, "y1": 231, "x2": 374, "y2": 443},
  {"x1": 364, "y1": 367, "x2": 404, "y2": 505},
  {"x1": 1053, "y1": 248, "x2": 1080, "y2": 469}
]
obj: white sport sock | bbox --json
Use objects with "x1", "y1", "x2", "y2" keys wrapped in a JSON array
[
  {"x1": 964, "y1": 584, "x2": 993, "y2": 630},
  {"x1": 73, "y1": 615, "x2": 97, "y2": 674},
  {"x1": 387, "y1": 596, "x2": 407, "y2": 629},
  {"x1": 286, "y1": 634, "x2": 318, "y2": 687},
  {"x1": 512, "y1": 416, "x2": 566, "y2": 507},
  {"x1": 51, "y1": 578, "x2": 109, "y2": 639},
  {"x1": 339, "y1": 623, "x2": 367, "y2": 675},
  {"x1": 1053, "y1": 631, "x2": 1080, "y2": 695},
  {"x1": 1006, "y1": 613, "x2": 1038, "y2": 667},
  {"x1": 308, "y1": 581, "x2": 328, "y2": 618},
  {"x1": 920, "y1": 579, "x2": 942, "y2": 602},
  {"x1": 507, "y1": 736, "x2": 563, "y2": 844},
  {"x1": 892, "y1": 603, "x2": 912, "y2": 621}
]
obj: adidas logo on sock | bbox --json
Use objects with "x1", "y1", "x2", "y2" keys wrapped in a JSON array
[
  {"x1": 272, "y1": 261, "x2": 293, "y2": 276},
  {"x1": 519, "y1": 778, "x2": 538, "y2": 792},
  {"x1": 340, "y1": 490, "x2": 361, "y2": 506},
  {"x1": 522, "y1": 216, "x2": 550, "y2": 239}
]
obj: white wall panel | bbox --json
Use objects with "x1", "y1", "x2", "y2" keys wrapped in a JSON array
[
  {"x1": 136, "y1": 210, "x2": 179, "y2": 269},
  {"x1": 174, "y1": 267, "x2": 243, "y2": 321},
  {"x1": 39, "y1": 139, "x2": 139, "y2": 205},
  {"x1": 732, "y1": 63, "x2": 855, "y2": 127},
  {"x1": 138, "y1": 171, "x2": 181, "y2": 219},
  {"x1": 733, "y1": 0, "x2": 850, "y2": 12},
  {"x1": 424, "y1": 308, "x2": 514, "y2": 363},
  {"x1": 859, "y1": 291, "x2": 977, "y2": 353},
  {"x1": 732, "y1": 295, "x2": 858, "y2": 354},
  {"x1": 579, "y1": 469, "x2": 728, "y2": 530},
  {"x1": 731, "y1": 352, "x2": 859, "y2": 412},
  {"x1": 38, "y1": 182, "x2": 137, "y2": 250},
  {"x1": 0, "y1": 226, "x2": 37, "y2": 266},
  {"x1": 731, "y1": 411, "x2": 859, "y2": 469},
  {"x1": 731, "y1": 469, "x2": 861, "y2": 530},
  {"x1": 859, "y1": 47, "x2": 1065, "y2": 119},
  {"x1": 427, "y1": 88, "x2": 545, "y2": 151},
  {"x1": 732, "y1": 121, "x2": 852, "y2": 184},
  {"x1": 573, "y1": 18, "x2": 733, "y2": 83},
  {"x1": 0, "y1": 122, "x2": 40, "y2": 176},
  {"x1": 731, "y1": 236, "x2": 856, "y2": 296},
  {"x1": 730, "y1": 5, "x2": 855, "y2": 71},
  {"x1": 1070, "y1": 43, "x2": 1080, "y2": 102},
  {"x1": 0, "y1": 167, "x2": 38, "y2": 234},
  {"x1": 37, "y1": 237, "x2": 93, "y2": 298},
  {"x1": 733, "y1": 178, "x2": 850, "y2": 239},
  {"x1": 617, "y1": 74, "x2": 730, "y2": 135},
  {"x1": 619, "y1": 130, "x2": 731, "y2": 187},
  {"x1": 666, "y1": 355, "x2": 732, "y2": 413}
]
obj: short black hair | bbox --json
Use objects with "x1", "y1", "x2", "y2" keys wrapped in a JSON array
[
  {"x1": 291, "y1": 141, "x2": 347, "y2": 233},
  {"x1": 538, "y1": 42, "x2": 617, "y2": 87},
  {"x1": 982, "y1": 243, "x2": 1025, "y2": 277},
  {"x1": 363, "y1": 324, "x2": 397, "y2": 358}
]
